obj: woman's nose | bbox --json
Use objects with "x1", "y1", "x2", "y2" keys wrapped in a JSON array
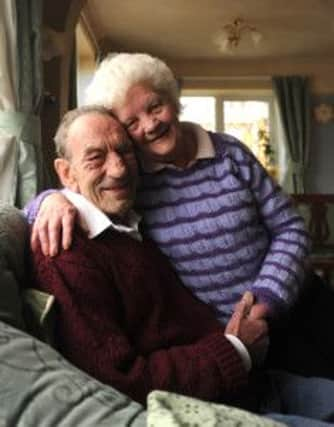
[{"x1": 143, "y1": 114, "x2": 158, "y2": 134}]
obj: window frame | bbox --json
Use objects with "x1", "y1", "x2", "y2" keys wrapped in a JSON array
[
  {"x1": 180, "y1": 88, "x2": 277, "y2": 164},
  {"x1": 180, "y1": 87, "x2": 283, "y2": 179}
]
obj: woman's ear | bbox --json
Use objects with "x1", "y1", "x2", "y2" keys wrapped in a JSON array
[{"x1": 54, "y1": 158, "x2": 78, "y2": 191}]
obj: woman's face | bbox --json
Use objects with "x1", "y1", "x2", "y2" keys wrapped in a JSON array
[{"x1": 113, "y1": 83, "x2": 181, "y2": 163}]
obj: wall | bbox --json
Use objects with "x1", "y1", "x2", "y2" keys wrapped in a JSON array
[
  {"x1": 170, "y1": 57, "x2": 334, "y2": 193},
  {"x1": 307, "y1": 94, "x2": 334, "y2": 193},
  {"x1": 169, "y1": 58, "x2": 334, "y2": 93}
]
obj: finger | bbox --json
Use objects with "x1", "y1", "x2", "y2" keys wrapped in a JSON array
[
  {"x1": 38, "y1": 223, "x2": 51, "y2": 257},
  {"x1": 235, "y1": 291, "x2": 254, "y2": 319},
  {"x1": 241, "y1": 291, "x2": 254, "y2": 310},
  {"x1": 79, "y1": 217, "x2": 89, "y2": 234},
  {"x1": 255, "y1": 319, "x2": 269, "y2": 338},
  {"x1": 62, "y1": 209, "x2": 76, "y2": 250},
  {"x1": 48, "y1": 219, "x2": 63, "y2": 257},
  {"x1": 226, "y1": 304, "x2": 244, "y2": 335},
  {"x1": 249, "y1": 303, "x2": 269, "y2": 320},
  {"x1": 30, "y1": 224, "x2": 40, "y2": 253}
]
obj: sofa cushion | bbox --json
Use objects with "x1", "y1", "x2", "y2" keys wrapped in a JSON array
[
  {"x1": 23, "y1": 288, "x2": 56, "y2": 345},
  {"x1": 0, "y1": 319, "x2": 147, "y2": 426},
  {"x1": 0, "y1": 202, "x2": 28, "y2": 330}
]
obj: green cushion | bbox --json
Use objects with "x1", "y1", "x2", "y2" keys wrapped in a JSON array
[
  {"x1": 0, "y1": 319, "x2": 147, "y2": 426},
  {"x1": 0, "y1": 203, "x2": 27, "y2": 330}
]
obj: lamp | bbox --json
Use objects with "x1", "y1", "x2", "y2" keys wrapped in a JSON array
[{"x1": 214, "y1": 18, "x2": 262, "y2": 52}]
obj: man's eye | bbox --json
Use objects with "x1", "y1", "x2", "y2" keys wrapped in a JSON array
[{"x1": 87, "y1": 154, "x2": 104, "y2": 164}]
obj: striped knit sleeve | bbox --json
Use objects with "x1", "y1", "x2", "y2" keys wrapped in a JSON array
[
  {"x1": 23, "y1": 189, "x2": 59, "y2": 224},
  {"x1": 227, "y1": 138, "x2": 311, "y2": 316}
]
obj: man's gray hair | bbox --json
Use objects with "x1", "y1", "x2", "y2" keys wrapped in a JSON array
[
  {"x1": 54, "y1": 105, "x2": 115, "y2": 159},
  {"x1": 85, "y1": 53, "x2": 181, "y2": 113}
]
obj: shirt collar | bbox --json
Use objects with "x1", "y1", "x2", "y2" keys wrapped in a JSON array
[
  {"x1": 139, "y1": 121, "x2": 215, "y2": 173},
  {"x1": 61, "y1": 188, "x2": 142, "y2": 241}
]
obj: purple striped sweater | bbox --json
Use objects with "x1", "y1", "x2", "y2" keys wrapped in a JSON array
[{"x1": 136, "y1": 132, "x2": 310, "y2": 323}]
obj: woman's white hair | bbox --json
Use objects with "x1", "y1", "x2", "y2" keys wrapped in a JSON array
[{"x1": 85, "y1": 53, "x2": 180, "y2": 113}]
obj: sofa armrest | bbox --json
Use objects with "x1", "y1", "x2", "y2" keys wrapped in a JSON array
[{"x1": 0, "y1": 203, "x2": 28, "y2": 330}]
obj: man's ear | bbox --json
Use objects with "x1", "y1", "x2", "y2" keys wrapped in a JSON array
[{"x1": 54, "y1": 158, "x2": 78, "y2": 191}]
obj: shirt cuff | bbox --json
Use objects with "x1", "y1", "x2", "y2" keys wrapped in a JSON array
[{"x1": 225, "y1": 334, "x2": 252, "y2": 372}]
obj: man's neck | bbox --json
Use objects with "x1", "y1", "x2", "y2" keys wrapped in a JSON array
[{"x1": 108, "y1": 213, "x2": 129, "y2": 227}]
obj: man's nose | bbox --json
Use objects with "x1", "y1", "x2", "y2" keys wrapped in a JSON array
[{"x1": 105, "y1": 152, "x2": 127, "y2": 178}]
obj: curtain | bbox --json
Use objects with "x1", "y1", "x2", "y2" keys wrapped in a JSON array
[
  {"x1": 68, "y1": 36, "x2": 78, "y2": 110},
  {"x1": 0, "y1": 0, "x2": 43, "y2": 208},
  {"x1": 272, "y1": 76, "x2": 311, "y2": 193}
]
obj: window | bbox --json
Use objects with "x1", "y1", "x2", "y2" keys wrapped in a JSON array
[
  {"x1": 180, "y1": 96, "x2": 216, "y2": 131},
  {"x1": 180, "y1": 92, "x2": 278, "y2": 181},
  {"x1": 76, "y1": 19, "x2": 98, "y2": 106}
]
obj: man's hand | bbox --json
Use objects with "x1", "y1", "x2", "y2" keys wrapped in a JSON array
[
  {"x1": 248, "y1": 302, "x2": 271, "y2": 320},
  {"x1": 225, "y1": 291, "x2": 269, "y2": 364},
  {"x1": 31, "y1": 193, "x2": 78, "y2": 257}
]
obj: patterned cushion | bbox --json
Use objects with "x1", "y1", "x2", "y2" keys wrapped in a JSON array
[
  {"x1": 147, "y1": 390, "x2": 286, "y2": 427},
  {"x1": 0, "y1": 319, "x2": 147, "y2": 426}
]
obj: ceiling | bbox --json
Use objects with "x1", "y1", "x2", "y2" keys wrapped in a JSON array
[{"x1": 79, "y1": 0, "x2": 334, "y2": 62}]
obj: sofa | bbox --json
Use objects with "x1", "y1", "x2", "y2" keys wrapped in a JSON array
[
  {"x1": 291, "y1": 193, "x2": 334, "y2": 285},
  {"x1": 0, "y1": 202, "x2": 283, "y2": 426}
]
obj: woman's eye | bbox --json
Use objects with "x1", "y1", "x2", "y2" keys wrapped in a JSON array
[
  {"x1": 125, "y1": 120, "x2": 138, "y2": 131},
  {"x1": 151, "y1": 102, "x2": 162, "y2": 112}
]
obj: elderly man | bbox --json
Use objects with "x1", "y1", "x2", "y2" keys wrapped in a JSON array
[{"x1": 30, "y1": 106, "x2": 334, "y2": 426}]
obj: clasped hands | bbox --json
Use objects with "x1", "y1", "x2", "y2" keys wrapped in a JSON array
[{"x1": 225, "y1": 291, "x2": 269, "y2": 366}]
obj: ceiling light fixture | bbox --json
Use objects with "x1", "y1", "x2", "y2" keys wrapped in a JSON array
[{"x1": 214, "y1": 18, "x2": 262, "y2": 53}]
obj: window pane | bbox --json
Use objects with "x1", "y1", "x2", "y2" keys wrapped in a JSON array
[
  {"x1": 76, "y1": 22, "x2": 97, "y2": 106},
  {"x1": 180, "y1": 97, "x2": 216, "y2": 131},
  {"x1": 223, "y1": 100, "x2": 277, "y2": 179}
]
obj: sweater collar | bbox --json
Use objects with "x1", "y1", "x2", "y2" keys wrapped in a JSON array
[
  {"x1": 139, "y1": 122, "x2": 215, "y2": 173},
  {"x1": 62, "y1": 188, "x2": 142, "y2": 241}
]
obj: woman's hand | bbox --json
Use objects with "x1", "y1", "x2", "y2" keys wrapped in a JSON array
[{"x1": 31, "y1": 193, "x2": 78, "y2": 256}]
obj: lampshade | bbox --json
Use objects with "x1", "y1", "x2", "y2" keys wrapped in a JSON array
[{"x1": 214, "y1": 18, "x2": 262, "y2": 53}]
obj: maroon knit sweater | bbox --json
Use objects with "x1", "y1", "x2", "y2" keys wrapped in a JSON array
[{"x1": 30, "y1": 228, "x2": 247, "y2": 405}]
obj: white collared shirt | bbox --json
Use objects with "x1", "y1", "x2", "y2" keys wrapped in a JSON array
[{"x1": 62, "y1": 188, "x2": 142, "y2": 241}]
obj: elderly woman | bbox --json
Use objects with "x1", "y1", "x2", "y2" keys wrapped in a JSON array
[{"x1": 27, "y1": 53, "x2": 312, "y2": 362}]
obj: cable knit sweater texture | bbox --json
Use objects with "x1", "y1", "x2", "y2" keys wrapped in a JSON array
[
  {"x1": 136, "y1": 132, "x2": 310, "y2": 322},
  {"x1": 30, "y1": 228, "x2": 247, "y2": 405}
]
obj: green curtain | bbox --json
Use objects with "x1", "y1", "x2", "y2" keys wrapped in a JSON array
[
  {"x1": 16, "y1": 0, "x2": 44, "y2": 207},
  {"x1": 0, "y1": 0, "x2": 43, "y2": 208},
  {"x1": 272, "y1": 76, "x2": 311, "y2": 193}
]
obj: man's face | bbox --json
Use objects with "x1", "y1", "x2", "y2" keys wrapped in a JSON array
[{"x1": 55, "y1": 113, "x2": 138, "y2": 219}]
